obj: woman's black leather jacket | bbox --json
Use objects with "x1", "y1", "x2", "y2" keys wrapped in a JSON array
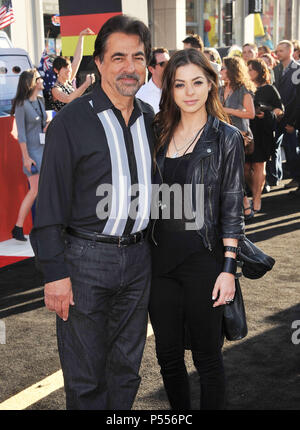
[{"x1": 151, "y1": 115, "x2": 245, "y2": 251}]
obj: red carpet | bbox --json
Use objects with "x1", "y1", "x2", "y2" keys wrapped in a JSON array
[{"x1": 0, "y1": 255, "x2": 29, "y2": 268}]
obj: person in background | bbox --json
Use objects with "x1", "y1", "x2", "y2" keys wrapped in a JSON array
[
  {"x1": 204, "y1": 47, "x2": 221, "y2": 70},
  {"x1": 11, "y1": 69, "x2": 48, "y2": 241},
  {"x1": 219, "y1": 56, "x2": 256, "y2": 220},
  {"x1": 261, "y1": 53, "x2": 277, "y2": 84},
  {"x1": 270, "y1": 40, "x2": 300, "y2": 191},
  {"x1": 242, "y1": 43, "x2": 258, "y2": 63},
  {"x1": 258, "y1": 45, "x2": 271, "y2": 57},
  {"x1": 292, "y1": 40, "x2": 300, "y2": 62},
  {"x1": 183, "y1": 34, "x2": 220, "y2": 75},
  {"x1": 51, "y1": 28, "x2": 96, "y2": 112},
  {"x1": 136, "y1": 47, "x2": 170, "y2": 114},
  {"x1": 246, "y1": 58, "x2": 284, "y2": 212},
  {"x1": 150, "y1": 48, "x2": 245, "y2": 410},
  {"x1": 182, "y1": 34, "x2": 204, "y2": 52}
]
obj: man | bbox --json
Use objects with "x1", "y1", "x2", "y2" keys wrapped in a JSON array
[
  {"x1": 30, "y1": 15, "x2": 154, "y2": 410},
  {"x1": 182, "y1": 34, "x2": 204, "y2": 52},
  {"x1": 136, "y1": 47, "x2": 169, "y2": 113},
  {"x1": 270, "y1": 40, "x2": 300, "y2": 191},
  {"x1": 183, "y1": 34, "x2": 220, "y2": 75},
  {"x1": 242, "y1": 43, "x2": 258, "y2": 63}
]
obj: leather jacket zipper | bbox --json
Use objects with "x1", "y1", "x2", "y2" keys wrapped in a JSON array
[{"x1": 191, "y1": 158, "x2": 212, "y2": 251}]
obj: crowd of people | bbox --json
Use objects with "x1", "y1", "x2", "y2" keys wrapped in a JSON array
[{"x1": 9, "y1": 15, "x2": 300, "y2": 411}]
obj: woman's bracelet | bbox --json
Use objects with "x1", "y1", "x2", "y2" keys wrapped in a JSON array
[
  {"x1": 223, "y1": 246, "x2": 238, "y2": 255},
  {"x1": 222, "y1": 257, "x2": 237, "y2": 275}
]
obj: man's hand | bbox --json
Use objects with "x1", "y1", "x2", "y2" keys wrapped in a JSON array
[{"x1": 44, "y1": 277, "x2": 74, "y2": 321}]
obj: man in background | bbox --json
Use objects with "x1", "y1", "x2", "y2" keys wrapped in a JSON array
[{"x1": 136, "y1": 47, "x2": 169, "y2": 113}]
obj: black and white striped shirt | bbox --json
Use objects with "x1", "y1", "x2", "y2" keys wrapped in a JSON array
[{"x1": 31, "y1": 84, "x2": 155, "y2": 283}]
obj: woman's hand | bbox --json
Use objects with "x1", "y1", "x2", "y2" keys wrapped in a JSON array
[
  {"x1": 24, "y1": 156, "x2": 36, "y2": 173},
  {"x1": 212, "y1": 272, "x2": 235, "y2": 307},
  {"x1": 43, "y1": 122, "x2": 50, "y2": 133},
  {"x1": 79, "y1": 28, "x2": 95, "y2": 37},
  {"x1": 84, "y1": 73, "x2": 95, "y2": 87}
]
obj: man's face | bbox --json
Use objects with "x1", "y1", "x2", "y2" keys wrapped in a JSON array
[
  {"x1": 276, "y1": 44, "x2": 292, "y2": 62},
  {"x1": 242, "y1": 46, "x2": 257, "y2": 62},
  {"x1": 149, "y1": 52, "x2": 170, "y2": 84},
  {"x1": 95, "y1": 32, "x2": 147, "y2": 97}
]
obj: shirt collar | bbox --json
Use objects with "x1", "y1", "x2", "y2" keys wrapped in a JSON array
[{"x1": 90, "y1": 82, "x2": 153, "y2": 116}]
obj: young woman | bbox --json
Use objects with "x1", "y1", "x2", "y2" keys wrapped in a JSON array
[
  {"x1": 11, "y1": 69, "x2": 48, "y2": 241},
  {"x1": 51, "y1": 28, "x2": 96, "y2": 111},
  {"x1": 150, "y1": 49, "x2": 245, "y2": 410},
  {"x1": 219, "y1": 56, "x2": 256, "y2": 220},
  {"x1": 247, "y1": 59, "x2": 284, "y2": 212}
]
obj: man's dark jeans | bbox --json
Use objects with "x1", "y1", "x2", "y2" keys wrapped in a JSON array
[{"x1": 56, "y1": 234, "x2": 151, "y2": 410}]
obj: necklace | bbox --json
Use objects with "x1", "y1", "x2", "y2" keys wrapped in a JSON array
[{"x1": 171, "y1": 124, "x2": 206, "y2": 158}]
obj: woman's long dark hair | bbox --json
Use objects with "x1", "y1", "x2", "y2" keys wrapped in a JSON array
[
  {"x1": 153, "y1": 49, "x2": 229, "y2": 157},
  {"x1": 223, "y1": 56, "x2": 255, "y2": 92},
  {"x1": 247, "y1": 58, "x2": 271, "y2": 85},
  {"x1": 11, "y1": 68, "x2": 39, "y2": 115}
]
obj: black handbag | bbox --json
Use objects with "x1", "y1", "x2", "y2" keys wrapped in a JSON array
[
  {"x1": 237, "y1": 237, "x2": 275, "y2": 279},
  {"x1": 223, "y1": 276, "x2": 248, "y2": 341}
]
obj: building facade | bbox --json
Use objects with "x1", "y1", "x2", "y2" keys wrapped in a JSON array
[{"x1": 2, "y1": 0, "x2": 300, "y2": 65}]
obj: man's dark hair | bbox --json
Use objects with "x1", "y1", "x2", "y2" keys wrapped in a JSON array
[
  {"x1": 182, "y1": 34, "x2": 204, "y2": 52},
  {"x1": 93, "y1": 14, "x2": 152, "y2": 64},
  {"x1": 148, "y1": 47, "x2": 169, "y2": 68}
]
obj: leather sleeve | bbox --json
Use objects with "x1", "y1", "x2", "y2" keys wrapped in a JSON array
[{"x1": 219, "y1": 129, "x2": 245, "y2": 239}]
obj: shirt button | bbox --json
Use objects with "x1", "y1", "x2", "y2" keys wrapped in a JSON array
[{"x1": 207, "y1": 148, "x2": 212, "y2": 153}]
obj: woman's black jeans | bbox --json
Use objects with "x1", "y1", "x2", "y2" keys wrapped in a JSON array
[{"x1": 149, "y1": 250, "x2": 225, "y2": 410}]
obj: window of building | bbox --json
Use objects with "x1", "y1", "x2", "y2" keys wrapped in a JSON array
[
  {"x1": 278, "y1": 0, "x2": 287, "y2": 41},
  {"x1": 203, "y1": 0, "x2": 219, "y2": 47},
  {"x1": 186, "y1": 0, "x2": 221, "y2": 47},
  {"x1": 43, "y1": 0, "x2": 61, "y2": 55},
  {"x1": 186, "y1": 0, "x2": 199, "y2": 35}
]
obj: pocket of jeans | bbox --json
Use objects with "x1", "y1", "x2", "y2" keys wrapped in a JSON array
[{"x1": 65, "y1": 240, "x2": 89, "y2": 259}]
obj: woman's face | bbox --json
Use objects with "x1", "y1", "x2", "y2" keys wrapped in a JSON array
[
  {"x1": 34, "y1": 73, "x2": 44, "y2": 91},
  {"x1": 220, "y1": 63, "x2": 228, "y2": 82},
  {"x1": 58, "y1": 63, "x2": 72, "y2": 81},
  {"x1": 261, "y1": 56, "x2": 271, "y2": 68},
  {"x1": 248, "y1": 64, "x2": 259, "y2": 82},
  {"x1": 173, "y1": 63, "x2": 211, "y2": 115}
]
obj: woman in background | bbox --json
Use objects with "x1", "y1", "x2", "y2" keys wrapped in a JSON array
[
  {"x1": 51, "y1": 28, "x2": 95, "y2": 111},
  {"x1": 246, "y1": 58, "x2": 284, "y2": 212},
  {"x1": 11, "y1": 69, "x2": 48, "y2": 241},
  {"x1": 219, "y1": 56, "x2": 256, "y2": 220}
]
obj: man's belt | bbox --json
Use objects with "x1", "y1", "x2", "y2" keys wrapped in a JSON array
[{"x1": 66, "y1": 226, "x2": 147, "y2": 246}]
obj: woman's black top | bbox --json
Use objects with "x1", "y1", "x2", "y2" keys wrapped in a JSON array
[
  {"x1": 248, "y1": 84, "x2": 283, "y2": 163},
  {"x1": 151, "y1": 153, "x2": 206, "y2": 276}
]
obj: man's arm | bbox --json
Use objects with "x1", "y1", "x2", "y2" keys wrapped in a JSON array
[{"x1": 30, "y1": 114, "x2": 77, "y2": 320}]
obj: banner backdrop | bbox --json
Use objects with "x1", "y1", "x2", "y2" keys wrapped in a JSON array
[{"x1": 59, "y1": 0, "x2": 122, "y2": 56}]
